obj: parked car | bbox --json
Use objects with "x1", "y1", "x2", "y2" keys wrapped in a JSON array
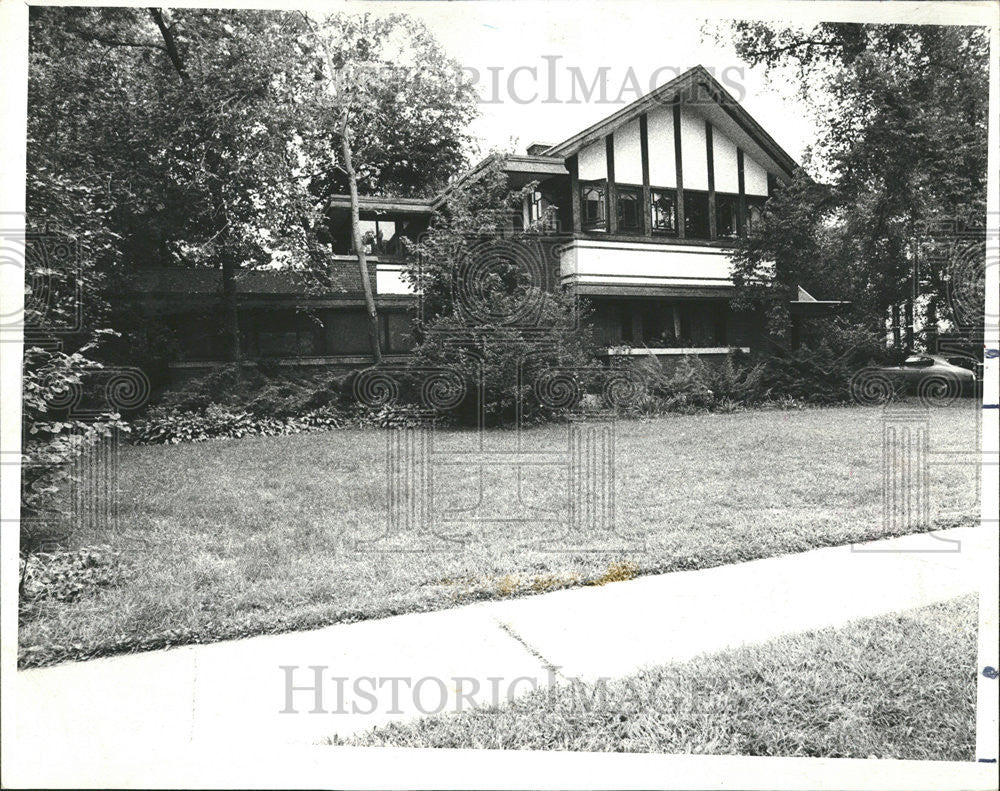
[{"x1": 852, "y1": 354, "x2": 976, "y2": 404}]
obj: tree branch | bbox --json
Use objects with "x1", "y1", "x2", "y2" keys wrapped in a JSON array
[
  {"x1": 149, "y1": 8, "x2": 189, "y2": 82},
  {"x1": 745, "y1": 38, "x2": 844, "y2": 61},
  {"x1": 72, "y1": 27, "x2": 167, "y2": 52}
]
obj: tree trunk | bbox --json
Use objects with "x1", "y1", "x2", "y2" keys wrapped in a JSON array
[
  {"x1": 339, "y1": 124, "x2": 382, "y2": 365},
  {"x1": 904, "y1": 297, "x2": 914, "y2": 352},
  {"x1": 924, "y1": 295, "x2": 938, "y2": 353},
  {"x1": 891, "y1": 303, "x2": 902, "y2": 350}
]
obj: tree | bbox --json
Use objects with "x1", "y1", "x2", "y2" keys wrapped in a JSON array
[
  {"x1": 29, "y1": 8, "x2": 321, "y2": 368},
  {"x1": 297, "y1": 11, "x2": 477, "y2": 364},
  {"x1": 402, "y1": 154, "x2": 598, "y2": 426},
  {"x1": 717, "y1": 22, "x2": 989, "y2": 349},
  {"x1": 28, "y1": 9, "x2": 478, "y2": 371}
]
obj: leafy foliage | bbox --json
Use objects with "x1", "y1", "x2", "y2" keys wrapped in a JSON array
[
  {"x1": 20, "y1": 344, "x2": 125, "y2": 529},
  {"x1": 130, "y1": 403, "x2": 349, "y2": 444},
  {"x1": 716, "y1": 23, "x2": 989, "y2": 344},
  {"x1": 401, "y1": 154, "x2": 600, "y2": 426},
  {"x1": 20, "y1": 547, "x2": 131, "y2": 608}
]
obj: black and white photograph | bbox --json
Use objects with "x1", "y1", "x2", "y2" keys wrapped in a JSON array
[{"x1": 0, "y1": 1, "x2": 997, "y2": 788}]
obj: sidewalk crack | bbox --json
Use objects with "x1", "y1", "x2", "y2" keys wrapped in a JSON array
[{"x1": 496, "y1": 620, "x2": 562, "y2": 677}]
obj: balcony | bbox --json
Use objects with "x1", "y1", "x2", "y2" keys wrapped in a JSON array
[{"x1": 559, "y1": 237, "x2": 737, "y2": 298}]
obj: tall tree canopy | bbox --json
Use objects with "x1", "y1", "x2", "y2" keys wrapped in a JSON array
[
  {"x1": 718, "y1": 22, "x2": 989, "y2": 348},
  {"x1": 27, "y1": 7, "x2": 478, "y2": 362}
]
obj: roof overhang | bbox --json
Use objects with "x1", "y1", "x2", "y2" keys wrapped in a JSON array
[
  {"x1": 430, "y1": 153, "x2": 567, "y2": 209},
  {"x1": 789, "y1": 286, "x2": 851, "y2": 316},
  {"x1": 326, "y1": 195, "x2": 434, "y2": 215}
]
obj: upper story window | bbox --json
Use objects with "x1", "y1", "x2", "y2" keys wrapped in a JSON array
[
  {"x1": 684, "y1": 190, "x2": 711, "y2": 240},
  {"x1": 650, "y1": 188, "x2": 677, "y2": 236},
  {"x1": 716, "y1": 193, "x2": 739, "y2": 239},
  {"x1": 354, "y1": 218, "x2": 406, "y2": 257},
  {"x1": 745, "y1": 197, "x2": 768, "y2": 236},
  {"x1": 616, "y1": 186, "x2": 641, "y2": 233},
  {"x1": 580, "y1": 181, "x2": 606, "y2": 230},
  {"x1": 528, "y1": 189, "x2": 558, "y2": 232}
]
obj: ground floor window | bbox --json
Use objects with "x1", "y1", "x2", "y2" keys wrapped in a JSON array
[
  {"x1": 589, "y1": 298, "x2": 731, "y2": 348},
  {"x1": 380, "y1": 311, "x2": 415, "y2": 353}
]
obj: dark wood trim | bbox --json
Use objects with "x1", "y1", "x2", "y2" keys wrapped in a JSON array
[
  {"x1": 541, "y1": 68, "x2": 799, "y2": 181},
  {"x1": 569, "y1": 154, "x2": 582, "y2": 233},
  {"x1": 736, "y1": 148, "x2": 746, "y2": 237},
  {"x1": 605, "y1": 134, "x2": 617, "y2": 235},
  {"x1": 639, "y1": 113, "x2": 651, "y2": 237},
  {"x1": 767, "y1": 172, "x2": 778, "y2": 197},
  {"x1": 705, "y1": 120, "x2": 716, "y2": 240},
  {"x1": 571, "y1": 231, "x2": 739, "y2": 249},
  {"x1": 673, "y1": 99, "x2": 685, "y2": 239}
]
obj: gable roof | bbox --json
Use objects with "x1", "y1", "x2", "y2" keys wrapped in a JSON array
[{"x1": 542, "y1": 65, "x2": 799, "y2": 179}]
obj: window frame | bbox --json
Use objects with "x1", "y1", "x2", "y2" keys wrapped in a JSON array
[
  {"x1": 580, "y1": 180, "x2": 607, "y2": 231},
  {"x1": 682, "y1": 189, "x2": 712, "y2": 240},
  {"x1": 715, "y1": 192, "x2": 740, "y2": 239},
  {"x1": 649, "y1": 187, "x2": 678, "y2": 237},
  {"x1": 615, "y1": 184, "x2": 642, "y2": 234}
]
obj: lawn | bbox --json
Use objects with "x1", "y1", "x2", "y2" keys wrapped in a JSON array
[
  {"x1": 19, "y1": 402, "x2": 981, "y2": 667},
  {"x1": 336, "y1": 595, "x2": 979, "y2": 760}
]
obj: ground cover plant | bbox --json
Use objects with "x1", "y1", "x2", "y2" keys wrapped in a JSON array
[{"x1": 18, "y1": 401, "x2": 979, "y2": 668}]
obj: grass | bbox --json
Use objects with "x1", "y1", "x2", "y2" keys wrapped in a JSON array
[
  {"x1": 19, "y1": 402, "x2": 981, "y2": 668},
  {"x1": 336, "y1": 595, "x2": 979, "y2": 760}
]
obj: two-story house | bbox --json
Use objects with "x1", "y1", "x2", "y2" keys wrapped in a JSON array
[{"x1": 130, "y1": 66, "x2": 799, "y2": 383}]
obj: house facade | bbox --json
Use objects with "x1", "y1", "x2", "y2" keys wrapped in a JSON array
[{"x1": 129, "y1": 66, "x2": 798, "y2": 383}]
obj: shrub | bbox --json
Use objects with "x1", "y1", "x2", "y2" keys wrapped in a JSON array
[
  {"x1": 633, "y1": 352, "x2": 768, "y2": 413},
  {"x1": 409, "y1": 292, "x2": 600, "y2": 427},
  {"x1": 757, "y1": 319, "x2": 891, "y2": 404},
  {"x1": 21, "y1": 345, "x2": 125, "y2": 553},
  {"x1": 156, "y1": 365, "x2": 353, "y2": 415},
  {"x1": 130, "y1": 402, "x2": 349, "y2": 444}
]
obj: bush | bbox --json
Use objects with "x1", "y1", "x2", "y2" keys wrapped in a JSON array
[
  {"x1": 159, "y1": 365, "x2": 353, "y2": 416},
  {"x1": 409, "y1": 292, "x2": 600, "y2": 427},
  {"x1": 21, "y1": 345, "x2": 125, "y2": 543},
  {"x1": 633, "y1": 352, "x2": 768, "y2": 413},
  {"x1": 130, "y1": 402, "x2": 349, "y2": 444},
  {"x1": 757, "y1": 319, "x2": 891, "y2": 404}
]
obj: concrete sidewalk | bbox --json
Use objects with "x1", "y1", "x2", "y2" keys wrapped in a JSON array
[{"x1": 13, "y1": 526, "x2": 983, "y2": 751}]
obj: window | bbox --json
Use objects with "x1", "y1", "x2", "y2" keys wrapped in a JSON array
[
  {"x1": 616, "y1": 187, "x2": 641, "y2": 233},
  {"x1": 684, "y1": 191, "x2": 711, "y2": 239},
  {"x1": 380, "y1": 312, "x2": 413, "y2": 353},
  {"x1": 528, "y1": 190, "x2": 557, "y2": 231},
  {"x1": 581, "y1": 182, "x2": 606, "y2": 230},
  {"x1": 353, "y1": 219, "x2": 401, "y2": 257},
  {"x1": 650, "y1": 189, "x2": 677, "y2": 235},
  {"x1": 745, "y1": 197, "x2": 767, "y2": 236},
  {"x1": 903, "y1": 355, "x2": 934, "y2": 368},
  {"x1": 716, "y1": 193, "x2": 739, "y2": 238},
  {"x1": 257, "y1": 330, "x2": 316, "y2": 357}
]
